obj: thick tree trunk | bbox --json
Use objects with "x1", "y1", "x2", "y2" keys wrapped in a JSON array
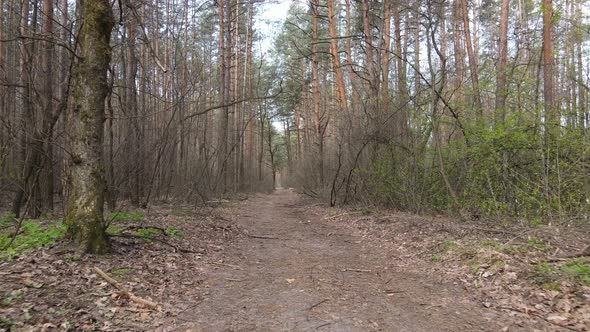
[{"x1": 66, "y1": 0, "x2": 114, "y2": 254}]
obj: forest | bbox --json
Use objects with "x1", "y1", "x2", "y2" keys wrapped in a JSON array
[{"x1": 0, "y1": 0, "x2": 589, "y2": 330}]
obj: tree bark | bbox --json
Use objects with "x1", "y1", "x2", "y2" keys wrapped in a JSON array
[
  {"x1": 461, "y1": 0, "x2": 483, "y2": 118},
  {"x1": 495, "y1": 0, "x2": 510, "y2": 126},
  {"x1": 311, "y1": 0, "x2": 323, "y2": 185},
  {"x1": 66, "y1": 0, "x2": 114, "y2": 254},
  {"x1": 327, "y1": 0, "x2": 348, "y2": 115}
]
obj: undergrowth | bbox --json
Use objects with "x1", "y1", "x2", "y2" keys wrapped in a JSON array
[{"x1": 0, "y1": 219, "x2": 66, "y2": 260}]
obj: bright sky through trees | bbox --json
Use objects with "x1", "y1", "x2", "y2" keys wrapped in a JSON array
[{"x1": 255, "y1": 0, "x2": 292, "y2": 53}]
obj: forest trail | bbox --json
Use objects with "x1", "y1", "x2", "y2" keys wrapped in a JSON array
[{"x1": 173, "y1": 189, "x2": 512, "y2": 331}]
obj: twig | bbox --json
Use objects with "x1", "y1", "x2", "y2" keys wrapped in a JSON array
[
  {"x1": 93, "y1": 267, "x2": 159, "y2": 310},
  {"x1": 341, "y1": 268, "x2": 372, "y2": 273},
  {"x1": 308, "y1": 299, "x2": 329, "y2": 310},
  {"x1": 241, "y1": 229, "x2": 280, "y2": 240},
  {"x1": 207, "y1": 261, "x2": 243, "y2": 270},
  {"x1": 244, "y1": 233, "x2": 279, "y2": 240},
  {"x1": 315, "y1": 322, "x2": 331, "y2": 330}
]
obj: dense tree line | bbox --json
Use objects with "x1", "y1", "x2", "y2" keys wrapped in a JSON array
[
  {"x1": 0, "y1": 0, "x2": 588, "y2": 252},
  {"x1": 0, "y1": 0, "x2": 283, "y2": 252},
  {"x1": 273, "y1": 0, "x2": 589, "y2": 220}
]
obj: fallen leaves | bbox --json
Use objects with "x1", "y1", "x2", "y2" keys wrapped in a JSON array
[{"x1": 0, "y1": 203, "x2": 240, "y2": 331}]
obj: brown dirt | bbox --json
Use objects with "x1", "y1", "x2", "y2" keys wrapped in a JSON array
[
  {"x1": 2, "y1": 189, "x2": 586, "y2": 331},
  {"x1": 169, "y1": 189, "x2": 522, "y2": 331}
]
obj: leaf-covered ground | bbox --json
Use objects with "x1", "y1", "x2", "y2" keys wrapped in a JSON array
[
  {"x1": 1, "y1": 190, "x2": 589, "y2": 331},
  {"x1": 317, "y1": 205, "x2": 590, "y2": 331},
  {"x1": 0, "y1": 203, "x2": 242, "y2": 331}
]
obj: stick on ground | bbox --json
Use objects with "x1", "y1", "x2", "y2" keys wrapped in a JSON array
[{"x1": 93, "y1": 267, "x2": 159, "y2": 310}]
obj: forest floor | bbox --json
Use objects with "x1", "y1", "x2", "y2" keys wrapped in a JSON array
[{"x1": 1, "y1": 189, "x2": 589, "y2": 331}]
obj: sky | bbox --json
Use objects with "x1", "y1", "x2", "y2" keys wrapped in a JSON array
[{"x1": 254, "y1": 0, "x2": 293, "y2": 54}]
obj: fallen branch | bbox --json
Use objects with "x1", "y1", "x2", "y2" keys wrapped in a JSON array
[
  {"x1": 240, "y1": 229, "x2": 280, "y2": 240},
  {"x1": 93, "y1": 267, "x2": 159, "y2": 310}
]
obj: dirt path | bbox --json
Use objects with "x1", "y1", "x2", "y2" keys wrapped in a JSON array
[{"x1": 172, "y1": 189, "x2": 514, "y2": 331}]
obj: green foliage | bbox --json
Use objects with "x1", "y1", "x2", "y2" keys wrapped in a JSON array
[
  {"x1": 106, "y1": 225, "x2": 123, "y2": 235},
  {"x1": 442, "y1": 240, "x2": 456, "y2": 252},
  {"x1": 532, "y1": 260, "x2": 590, "y2": 285},
  {"x1": 431, "y1": 254, "x2": 443, "y2": 262},
  {"x1": 366, "y1": 106, "x2": 589, "y2": 221},
  {"x1": 0, "y1": 220, "x2": 66, "y2": 260},
  {"x1": 108, "y1": 211, "x2": 144, "y2": 223},
  {"x1": 561, "y1": 260, "x2": 590, "y2": 285},
  {"x1": 135, "y1": 227, "x2": 159, "y2": 241},
  {"x1": 0, "y1": 213, "x2": 16, "y2": 228},
  {"x1": 165, "y1": 226, "x2": 181, "y2": 238}
]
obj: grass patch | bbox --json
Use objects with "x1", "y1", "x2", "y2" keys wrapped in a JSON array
[
  {"x1": 106, "y1": 225, "x2": 123, "y2": 235},
  {"x1": 108, "y1": 211, "x2": 144, "y2": 223},
  {"x1": 469, "y1": 262, "x2": 481, "y2": 274},
  {"x1": 431, "y1": 254, "x2": 443, "y2": 262},
  {"x1": 561, "y1": 259, "x2": 590, "y2": 285},
  {"x1": 441, "y1": 240, "x2": 456, "y2": 252},
  {"x1": 541, "y1": 282, "x2": 562, "y2": 291},
  {"x1": 135, "y1": 227, "x2": 159, "y2": 241},
  {"x1": 165, "y1": 226, "x2": 181, "y2": 238},
  {"x1": 0, "y1": 220, "x2": 66, "y2": 260},
  {"x1": 0, "y1": 213, "x2": 16, "y2": 228},
  {"x1": 531, "y1": 260, "x2": 590, "y2": 285}
]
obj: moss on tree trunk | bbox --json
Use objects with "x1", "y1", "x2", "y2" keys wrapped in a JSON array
[{"x1": 65, "y1": 0, "x2": 114, "y2": 254}]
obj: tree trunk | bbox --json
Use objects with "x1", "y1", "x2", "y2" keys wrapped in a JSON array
[
  {"x1": 66, "y1": 0, "x2": 114, "y2": 254},
  {"x1": 461, "y1": 0, "x2": 483, "y2": 118},
  {"x1": 311, "y1": 0, "x2": 323, "y2": 185},
  {"x1": 327, "y1": 0, "x2": 348, "y2": 116},
  {"x1": 495, "y1": 0, "x2": 510, "y2": 126},
  {"x1": 125, "y1": 0, "x2": 140, "y2": 206}
]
